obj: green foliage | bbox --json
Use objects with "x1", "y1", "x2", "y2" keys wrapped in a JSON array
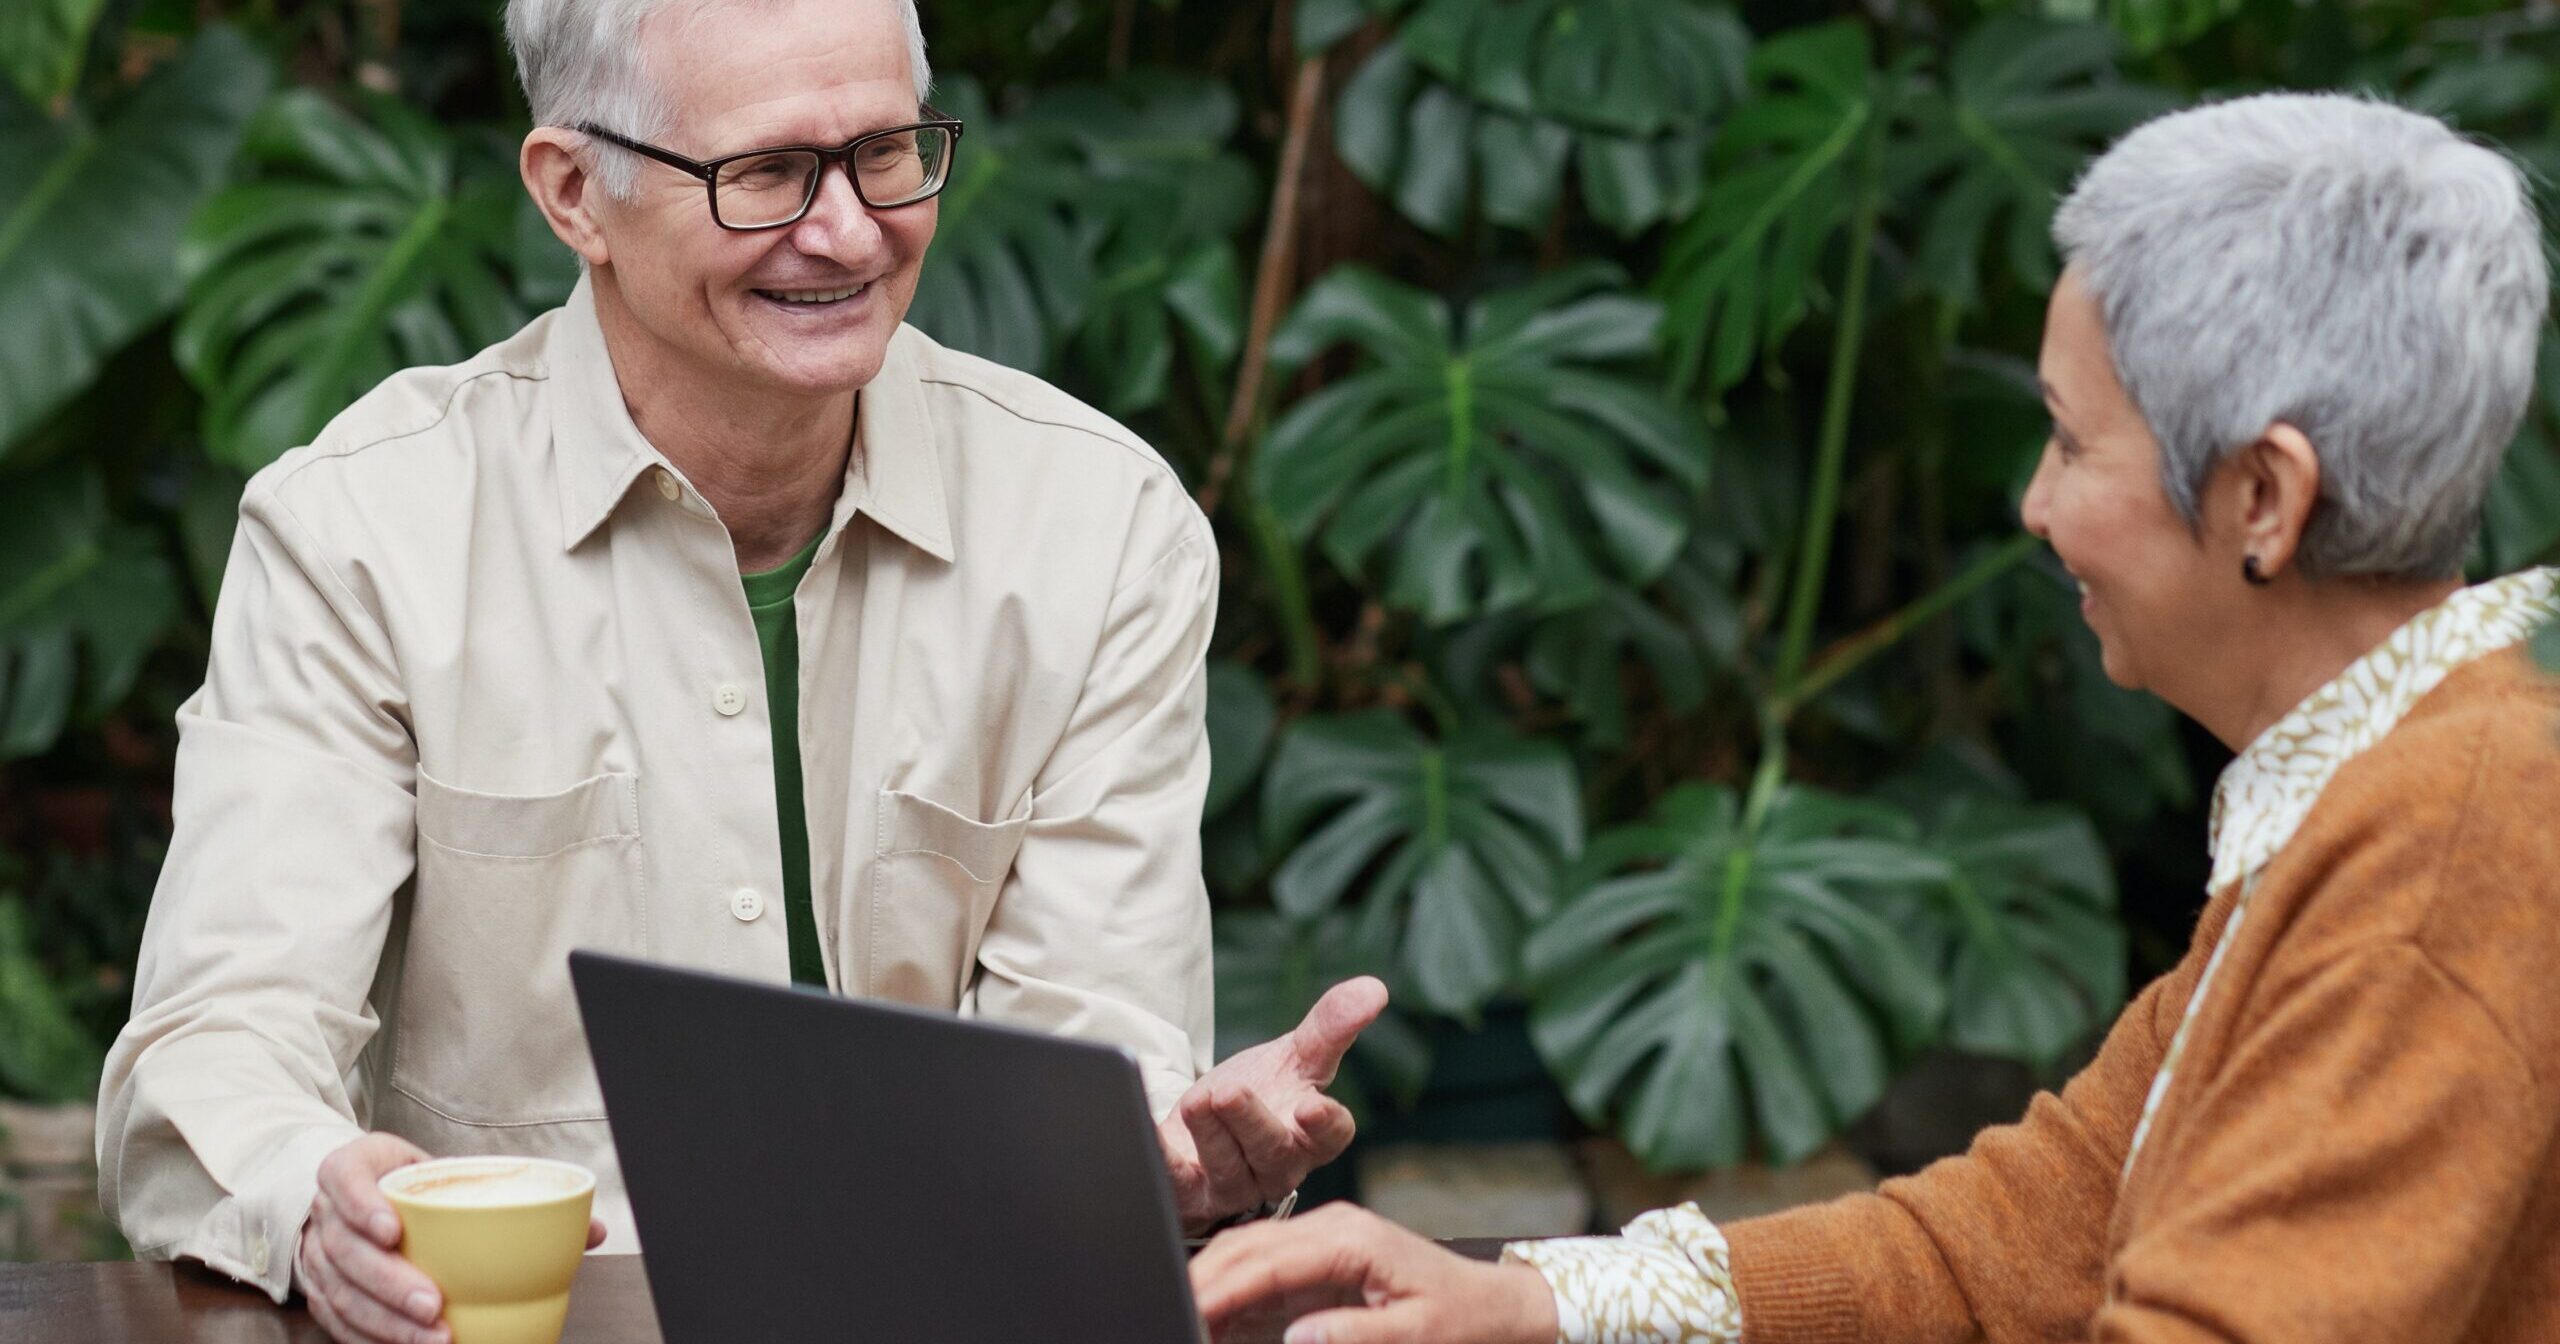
[
  {"x1": 1892, "y1": 19, "x2": 2173, "y2": 312},
  {"x1": 0, "y1": 28, "x2": 270, "y2": 456},
  {"x1": 1656, "y1": 21, "x2": 1876, "y2": 401},
  {"x1": 1322, "y1": 0, "x2": 1749, "y2": 236},
  {"x1": 1260, "y1": 711, "x2": 1581, "y2": 1014},
  {"x1": 0, "y1": 898, "x2": 97, "y2": 1103},
  {"x1": 0, "y1": 0, "x2": 109, "y2": 106},
  {"x1": 0, "y1": 467, "x2": 183, "y2": 762},
  {"x1": 177, "y1": 89, "x2": 560, "y2": 471},
  {"x1": 907, "y1": 74, "x2": 1253, "y2": 415},
  {"x1": 1257, "y1": 263, "x2": 1706, "y2": 624},
  {"x1": 1528, "y1": 784, "x2": 1946, "y2": 1168}
]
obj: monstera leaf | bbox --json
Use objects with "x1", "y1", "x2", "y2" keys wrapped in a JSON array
[
  {"x1": 1892, "y1": 19, "x2": 2172, "y2": 312},
  {"x1": 909, "y1": 74, "x2": 1252, "y2": 413},
  {"x1": 1214, "y1": 908, "x2": 1434, "y2": 1119},
  {"x1": 0, "y1": 0, "x2": 107, "y2": 105},
  {"x1": 1257, "y1": 263, "x2": 1706, "y2": 624},
  {"x1": 1926, "y1": 799, "x2": 2122, "y2": 1066},
  {"x1": 0, "y1": 465, "x2": 184, "y2": 761},
  {"x1": 1260, "y1": 711, "x2": 1582, "y2": 1014},
  {"x1": 178, "y1": 89, "x2": 547, "y2": 471},
  {"x1": 1527, "y1": 783, "x2": 1945, "y2": 1168},
  {"x1": 1324, "y1": 0, "x2": 1749, "y2": 237},
  {"x1": 0, "y1": 28, "x2": 270, "y2": 456},
  {"x1": 1205, "y1": 660, "x2": 1279, "y2": 821},
  {"x1": 1657, "y1": 20, "x2": 1877, "y2": 400}
]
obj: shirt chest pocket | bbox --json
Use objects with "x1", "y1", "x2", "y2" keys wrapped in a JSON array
[
  {"x1": 394, "y1": 768, "x2": 646, "y2": 1126},
  {"x1": 865, "y1": 788, "x2": 1030, "y2": 1007}
]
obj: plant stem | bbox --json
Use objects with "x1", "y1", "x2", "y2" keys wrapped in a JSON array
[
  {"x1": 1769, "y1": 113, "x2": 1887, "y2": 709},
  {"x1": 1198, "y1": 51, "x2": 1326, "y2": 517},
  {"x1": 1247, "y1": 492, "x2": 1324, "y2": 688},
  {"x1": 1776, "y1": 532, "x2": 2037, "y2": 719}
]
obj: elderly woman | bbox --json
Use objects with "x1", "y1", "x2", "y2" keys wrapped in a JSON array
[{"x1": 1192, "y1": 93, "x2": 2559, "y2": 1344}]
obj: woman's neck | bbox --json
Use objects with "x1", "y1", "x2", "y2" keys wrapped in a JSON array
[{"x1": 2182, "y1": 576, "x2": 2465, "y2": 753}]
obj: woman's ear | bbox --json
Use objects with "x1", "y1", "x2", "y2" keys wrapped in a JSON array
[
  {"x1": 521, "y1": 127, "x2": 612, "y2": 268},
  {"x1": 2231, "y1": 423, "x2": 2321, "y2": 582}
]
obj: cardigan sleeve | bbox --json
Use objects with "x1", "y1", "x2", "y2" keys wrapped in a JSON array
[
  {"x1": 1718, "y1": 954, "x2": 2192, "y2": 1344},
  {"x1": 2092, "y1": 940, "x2": 2550, "y2": 1344}
]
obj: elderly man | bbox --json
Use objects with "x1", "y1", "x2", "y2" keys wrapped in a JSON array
[{"x1": 95, "y1": 0, "x2": 1381, "y2": 1340}]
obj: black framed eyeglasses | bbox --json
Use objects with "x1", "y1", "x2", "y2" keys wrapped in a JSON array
[{"x1": 577, "y1": 114, "x2": 964, "y2": 230}]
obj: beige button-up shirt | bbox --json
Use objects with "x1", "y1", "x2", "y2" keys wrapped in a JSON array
[{"x1": 95, "y1": 279, "x2": 1217, "y2": 1299}]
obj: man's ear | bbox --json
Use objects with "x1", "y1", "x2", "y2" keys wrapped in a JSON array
[
  {"x1": 521, "y1": 127, "x2": 612, "y2": 268},
  {"x1": 2228, "y1": 422, "x2": 2321, "y2": 581}
]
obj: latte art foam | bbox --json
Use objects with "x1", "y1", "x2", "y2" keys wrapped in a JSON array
[{"x1": 385, "y1": 1160, "x2": 589, "y2": 1207}]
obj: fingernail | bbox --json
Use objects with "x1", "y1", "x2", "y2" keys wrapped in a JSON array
[
  {"x1": 407, "y1": 1290, "x2": 438, "y2": 1322},
  {"x1": 1283, "y1": 1325, "x2": 1325, "y2": 1344},
  {"x1": 374, "y1": 1213, "x2": 401, "y2": 1243}
]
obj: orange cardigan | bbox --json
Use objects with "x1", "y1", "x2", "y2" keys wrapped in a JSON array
[{"x1": 1726, "y1": 647, "x2": 2560, "y2": 1343}]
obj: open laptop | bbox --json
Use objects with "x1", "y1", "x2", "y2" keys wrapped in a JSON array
[{"x1": 569, "y1": 950, "x2": 1209, "y2": 1343}]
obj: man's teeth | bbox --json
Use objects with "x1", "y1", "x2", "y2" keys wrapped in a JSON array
[{"x1": 762, "y1": 283, "x2": 868, "y2": 304}]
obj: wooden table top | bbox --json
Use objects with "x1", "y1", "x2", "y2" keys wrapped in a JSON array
[{"x1": 0, "y1": 1240, "x2": 1514, "y2": 1343}]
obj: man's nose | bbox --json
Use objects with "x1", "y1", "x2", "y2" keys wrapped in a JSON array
[{"x1": 790, "y1": 160, "x2": 885, "y2": 258}]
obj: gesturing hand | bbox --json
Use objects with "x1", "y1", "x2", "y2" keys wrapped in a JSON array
[
  {"x1": 297, "y1": 1133, "x2": 607, "y2": 1344},
  {"x1": 1159, "y1": 976, "x2": 1388, "y2": 1234},
  {"x1": 1190, "y1": 1203, "x2": 1560, "y2": 1344}
]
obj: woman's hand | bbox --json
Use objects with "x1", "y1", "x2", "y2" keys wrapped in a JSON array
[{"x1": 1190, "y1": 1202, "x2": 1563, "y2": 1344}]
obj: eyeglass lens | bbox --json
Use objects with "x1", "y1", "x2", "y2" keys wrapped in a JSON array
[{"x1": 711, "y1": 126, "x2": 952, "y2": 227}]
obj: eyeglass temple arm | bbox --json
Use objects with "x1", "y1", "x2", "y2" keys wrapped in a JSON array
[{"x1": 574, "y1": 125, "x2": 717, "y2": 182}]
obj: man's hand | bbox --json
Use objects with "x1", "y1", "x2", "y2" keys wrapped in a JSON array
[
  {"x1": 1191, "y1": 1202, "x2": 1561, "y2": 1344},
  {"x1": 1160, "y1": 977, "x2": 1387, "y2": 1233},
  {"x1": 297, "y1": 1134, "x2": 607, "y2": 1344}
]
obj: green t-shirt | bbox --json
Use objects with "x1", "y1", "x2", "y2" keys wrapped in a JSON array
[{"x1": 740, "y1": 531, "x2": 828, "y2": 987}]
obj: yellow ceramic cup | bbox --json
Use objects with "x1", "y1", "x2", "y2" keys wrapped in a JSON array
[{"x1": 379, "y1": 1156, "x2": 596, "y2": 1344}]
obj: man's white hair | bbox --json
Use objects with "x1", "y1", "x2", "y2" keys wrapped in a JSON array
[
  {"x1": 506, "y1": 0, "x2": 932, "y2": 198},
  {"x1": 2054, "y1": 92, "x2": 2550, "y2": 580}
]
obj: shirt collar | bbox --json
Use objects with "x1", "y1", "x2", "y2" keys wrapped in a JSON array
[
  {"x1": 2207, "y1": 566, "x2": 2560, "y2": 890},
  {"x1": 548, "y1": 275, "x2": 955, "y2": 564}
]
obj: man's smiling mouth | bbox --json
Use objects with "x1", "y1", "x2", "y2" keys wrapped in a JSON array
[{"x1": 754, "y1": 282, "x2": 872, "y2": 306}]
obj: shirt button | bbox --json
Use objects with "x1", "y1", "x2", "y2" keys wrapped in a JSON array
[
  {"x1": 714, "y1": 683, "x2": 746, "y2": 716},
  {"x1": 730, "y1": 888, "x2": 765, "y2": 922},
  {"x1": 655, "y1": 469, "x2": 680, "y2": 502}
]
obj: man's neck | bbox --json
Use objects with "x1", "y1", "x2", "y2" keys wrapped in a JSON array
[{"x1": 592, "y1": 274, "x2": 855, "y2": 572}]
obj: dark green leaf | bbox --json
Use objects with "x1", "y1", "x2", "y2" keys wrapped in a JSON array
[
  {"x1": 1261, "y1": 711, "x2": 1580, "y2": 1014},
  {"x1": 0, "y1": 29, "x2": 271, "y2": 456},
  {"x1": 1205, "y1": 661, "x2": 1279, "y2": 821},
  {"x1": 177, "y1": 89, "x2": 535, "y2": 470},
  {"x1": 1259, "y1": 266, "x2": 1705, "y2": 622},
  {"x1": 0, "y1": 0, "x2": 108, "y2": 106},
  {"x1": 1527, "y1": 783, "x2": 1947, "y2": 1169}
]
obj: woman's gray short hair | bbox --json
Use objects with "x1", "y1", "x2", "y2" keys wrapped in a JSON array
[
  {"x1": 506, "y1": 0, "x2": 931, "y2": 198},
  {"x1": 2054, "y1": 92, "x2": 2550, "y2": 580}
]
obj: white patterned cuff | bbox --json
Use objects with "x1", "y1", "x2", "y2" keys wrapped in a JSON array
[{"x1": 1501, "y1": 1203, "x2": 1742, "y2": 1344}]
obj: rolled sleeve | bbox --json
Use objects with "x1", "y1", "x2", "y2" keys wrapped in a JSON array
[
  {"x1": 1506, "y1": 1204, "x2": 1744, "y2": 1344},
  {"x1": 95, "y1": 481, "x2": 415, "y2": 1301},
  {"x1": 962, "y1": 515, "x2": 1218, "y2": 1117}
]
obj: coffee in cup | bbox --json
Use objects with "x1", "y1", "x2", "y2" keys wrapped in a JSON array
[{"x1": 379, "y1": 1156, "x2": 596, "y2": 1344}]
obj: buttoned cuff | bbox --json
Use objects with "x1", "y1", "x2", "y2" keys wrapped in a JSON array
[
  {"x1": 1502, "y1": 1203, "x2": 1742, "y2": 1344},
  {"x1": 185, "y1": 1122, "x2": 365, "y2": 1304}
]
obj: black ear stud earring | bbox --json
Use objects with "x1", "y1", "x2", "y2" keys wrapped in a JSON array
[{"x1": 2242, "y1": 555, "x2": 2269, "y2": 587}]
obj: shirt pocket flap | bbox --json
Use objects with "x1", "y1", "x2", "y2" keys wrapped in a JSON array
[
  {"x1": 414, "y1": 768, "x2": 638, "y2": 859},
  {"x1": 878, "y1": 789, "x2": 1031, "y2": 885}
]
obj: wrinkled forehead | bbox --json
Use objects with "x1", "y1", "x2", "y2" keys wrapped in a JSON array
[{"x1": 640, "y1": 0, "x2": 920, "y2": 149}]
